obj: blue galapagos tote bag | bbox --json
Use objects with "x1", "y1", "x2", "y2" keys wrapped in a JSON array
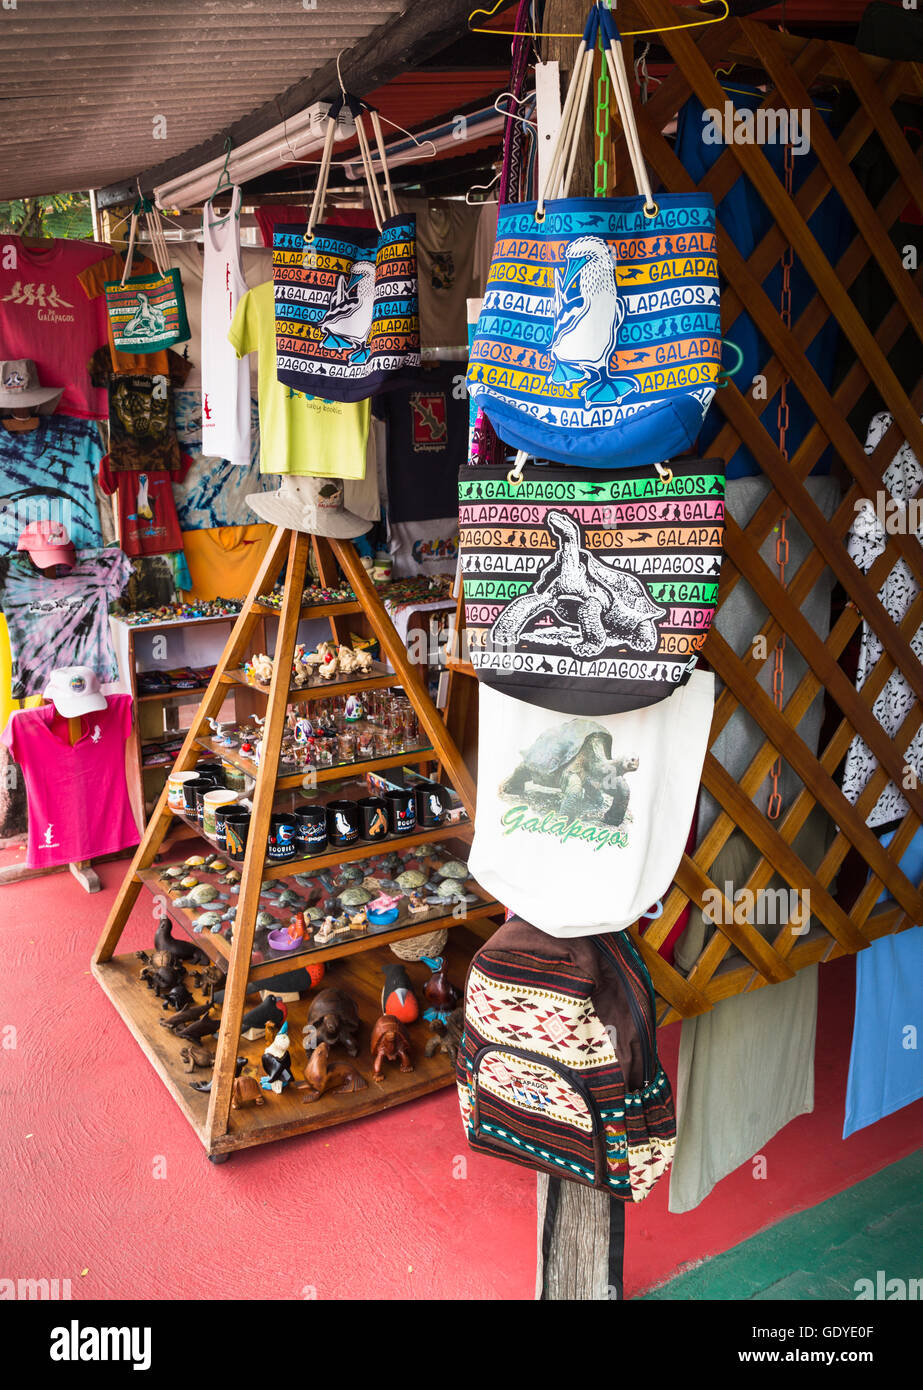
[
  {"x1": 467, "y1": 2, "x2": 721, "y2": 468},
  {"x1": 458, "y1": 456, "x2": 725, "y2": 715},
  {"x1": 273, "y1": 95, "x2": 420, "y2": 403}
]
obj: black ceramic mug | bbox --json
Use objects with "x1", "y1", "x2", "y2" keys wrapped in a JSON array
[
  {"x1": 385, "y1": 788, "x2": 416, "y2": 836},
  {"x1": 326, "y1": 799, "x2": 360, "y2": 848},
  {"x1": 414, "y1": 782, "x2": 448, "y2": 828},
  {"x1": 224, "y1": 809, "x2": 251, "y2": 862},
  {"x1": 183, "y1": 773, "x2": 219, "y2": 822},
  {"x1": 358, "y1": 796, "x2": 389, "y2": 842},
  {"x1": 294, "y1": 803, "x2": 327, "y2": 856},
  {"x1": 214, "y1": 801, "x2": 241, "y2": 852},
  {"x1": 267, "y1": 812, "x2": 299, "y2": 863}
]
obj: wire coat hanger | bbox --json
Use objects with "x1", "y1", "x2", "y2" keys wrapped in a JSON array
[{"x1": 468, "y1": 0, "x2": 729, "y2": 39}]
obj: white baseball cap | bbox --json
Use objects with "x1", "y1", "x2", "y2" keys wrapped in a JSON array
[{"x1": 43, "y1": 666, "x2": 107, "y2": 717}]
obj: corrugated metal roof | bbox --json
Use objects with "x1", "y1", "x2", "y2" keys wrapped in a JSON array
[{"x1": 0, "y1": 0, "x2": 408, "y2": 199}]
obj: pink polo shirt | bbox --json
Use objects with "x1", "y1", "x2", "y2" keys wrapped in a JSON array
[{"x1": 1, "y1": 694, "x2": 139, "y2": 867}]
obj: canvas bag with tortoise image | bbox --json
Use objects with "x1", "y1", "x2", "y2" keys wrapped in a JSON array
[
  {"x1": 468, "y1": 671, "x2": 714, "y2": 935},
  {"x1": 458, "y1": 456, "x2": 725, "y2": 715}
]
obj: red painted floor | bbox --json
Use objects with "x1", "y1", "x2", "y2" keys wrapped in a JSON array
[{"x1": 1, "y1": 846, "x2": 919, "y2": 1299}]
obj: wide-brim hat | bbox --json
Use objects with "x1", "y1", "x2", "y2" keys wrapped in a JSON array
[
  {"x1": 0, "y1": 359, "x2": 63, "y2": 414},
  {"x1": 43, "y1": 665, "x2": 107, "y2": 717},
  {"x1": 246, "y1": 476, "x2": 372, "y2": 539}
]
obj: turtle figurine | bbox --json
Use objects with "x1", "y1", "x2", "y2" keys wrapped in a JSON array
[
  {"x1": 338, "y1": 884, "x2": 373, "y2": 911},
  {"x1": 188, "y1": 883, "x2": 219, "y2": 906},
  {"x1": 435, "y1": 859, "x2": 469, "y2": 881},
  {"x1": 303, "y1": 988, "x2": 360, "y2": 1058},
  {"x1": 336, "y1": 863, "x2": 365, "y2": 886},
  {"x1": 396, "y1": 868, "x2": 428, "y2": 894},
  {"x1": 499, "y1": 718, "x2": 639, "y2": 826},
  {"x1": 192, "y1": 910, "x2": 223, "y2": 934},
  {"x1": 425, "y1": 879, "x2": 477, "y2": 907}
]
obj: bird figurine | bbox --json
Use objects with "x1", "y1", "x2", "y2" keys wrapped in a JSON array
[
  {"x1": 381, "y1": 963, "x2": 419, "y2": 1024},
  {"x1": 547, "y1": 236, "x2": 637, "y2": 407},
  {"x1": 421, "y1": 955, "x2": 460, "y2": 1028},
  {"x1": 260, "y1": 1022, "x2": 293, "y2": 1093},
  {"x1": 240, "y1": 994, "x2": 287, "y2": 1042},
  {"x1": 319, "y1": 259, "x2": 376, "y2": 364}
]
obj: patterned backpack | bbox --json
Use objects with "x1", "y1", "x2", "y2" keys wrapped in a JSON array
[{"x1": 456, "y1": 917, "x2": 675, "y2": 1200}]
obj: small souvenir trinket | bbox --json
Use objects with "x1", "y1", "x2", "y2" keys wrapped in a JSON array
[
  {"x1": 303, "y1": 988, "x2": 360, "y2": 1058},
  {"x1": 370, "y1": 1015, "x2": 414, "y2": 1079},
  {"x1": 381, "y1": 964, "x2": 419, "y2": 1023},
  {"x1": 260, "y1": 1023, "x2": 293, "y2": 1093}
]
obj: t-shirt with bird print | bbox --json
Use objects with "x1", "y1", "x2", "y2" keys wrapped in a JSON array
[{"x1": 98, "y1": 453, "x2": 191, "y2": 557}]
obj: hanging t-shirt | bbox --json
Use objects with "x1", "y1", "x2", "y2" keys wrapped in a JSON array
[
  {"x1": 387, "y1": 516, "x2": 459, "y2": 578},
  {"x1": 228, "y1": 280, "x2": 369, "y2": 477},
  {"x1": 179, "y1": 524, "x2": 274, "y2": 600},
  {"x1": 844, "y1": 826, "x2": 923, "y2": 1137},
  {"x1": 198, "y1": 189, "x2": 251, "y2": 465},
  {"x1": 167, "y1": 241, "x2": 272, "y2": 391},
  {"x1": 0, "y1": 236, "x2": 110, "y2": 419},
  {"x1": 253, "y1": 204, "x2": 377, "y2": 248},
  {"x1": 89, "y1": 345, "x2": 191, "y2": 472},
  {"x1": 0, "y1": 548, "x2": 131, "y2": 697},
  {"x1": 0, "y1": 416, "x2": 104, "y2": 553},
  {"x1": 374, "y1": 364, "x2": 469, "y2": 523},
  {"x1": 77, "y1": 250, "x2": 171, "y2": 377},
  {"x1": 98, "y1": 454, "x2": 190, "y2": 557},
  {"x1": 1, "y1": 695, "x2": 138, "y2": 868},
  {"x1": 397, "y1": 199, "x2": 479, "y2": 351},
  {"x1": 171, "y1": 389, "x2": 275, "y2": 529}
]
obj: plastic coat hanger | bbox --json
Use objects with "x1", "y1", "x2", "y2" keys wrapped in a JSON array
[
  {"x1": 468, "y1": 0, "x2": 729, "y2": 40},
  {"x1": 205, "y1": 138, "x2": 237, "y2": 225}
]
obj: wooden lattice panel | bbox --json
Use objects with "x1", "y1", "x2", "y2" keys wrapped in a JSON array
[{"x1": 591, "y1": 1, "x2": 923, "y2": 1022}]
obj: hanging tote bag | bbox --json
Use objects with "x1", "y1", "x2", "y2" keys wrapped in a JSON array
[
  {"x1": 467, "y1": 2, "x2": 722, "y2": 468},
  {"x1": 272, "y1": 94, "x2": 420, "y2": 402},
  {"x1": 467, "y1": 670, "x2": 714, "y2": 936},
  {"x1": 104, "y1": 199, "x2": 190, "y2": 355},
  {"x1": 458, "y1": 455, "x2": 725, "y2": 715}
]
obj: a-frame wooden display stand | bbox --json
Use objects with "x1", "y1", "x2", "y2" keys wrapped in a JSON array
[{"x1": 93, "y1": 528, "x2": 498, "y2": 1161}]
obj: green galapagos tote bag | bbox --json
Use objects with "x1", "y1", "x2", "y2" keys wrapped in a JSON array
[
  {"x1": 104, "y1": 200, "x2": 189, "y2": 355},
  {"x1": 467, "y1": 1, "x2": 721, "y2": 468},
  {"x1": 458, "y1": 455, "x2": 725, "y2": 714}
]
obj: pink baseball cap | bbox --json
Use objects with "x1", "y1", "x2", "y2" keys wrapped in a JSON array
[{"x1": 17, "y1": 519, "x2": 76, "y2": 570}]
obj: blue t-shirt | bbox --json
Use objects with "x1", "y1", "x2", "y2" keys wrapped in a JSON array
[{"x1": 0, "y1": 416, "x2": 104, "y2": 553}]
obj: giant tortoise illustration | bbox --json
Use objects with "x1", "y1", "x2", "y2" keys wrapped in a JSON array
[
  {"x1": 490, "y1": 511, "x2": 666, "y2": 658},
  {"x1": 500, "y1": 718, "x2": 639, "y2": 825}
]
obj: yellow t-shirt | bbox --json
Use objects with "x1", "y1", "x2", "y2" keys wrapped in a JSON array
[
  {"x1": 180, "y1": 525, "x2": 275, "y2": 601},
  {"x1": 228, "y1": 280, "x2": 369, "y2": 478}
]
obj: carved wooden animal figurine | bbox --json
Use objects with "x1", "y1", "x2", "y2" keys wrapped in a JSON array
[
  {"x1": 240, "y1": 994, "x2": 287, "y2": 1042},
  {"x1": 162, "y1": 982, "x2": 194, "y2": 1013},
  {"x1": 140, "y1": 963, "x2": 180, "y2": 998},
  {"x1": 424, "y1": 1006, "x2": 465, "y2": 1060},
  {"x1": 303, "y1": 988, "x2": 360, "y2": 1058},
  {"x1": 232, "y1": 1066, "x2": 265, "y2": 1110},
  {"x1": 175, "y1": 1011, "x2": 220, "y2": 1042},
  {"x1": 159, "y1": 1001, "x2": 212, "y2": 1032},
  {"x1": 370, "y1": 1014, "x2": 414, "y2": 1079},
  {"x1": 193, "y1": 963, "x2": 224, "y2": 997},
  {"x1": 260, "y1": 1023, "x2": 293, "y2": 1093},
  {"x1": 154, "y1": 917, "x2": 206, "y2": 964},
  {"x1": 179, "y1": 1044, "x2": 214, "y2": 1073},
  {"x1": 297, "y1": 1041, "x2": 336, "y2": 1103},
  {"x1": 421, "y1": 955, "x2": 460, "y2": 1015}
]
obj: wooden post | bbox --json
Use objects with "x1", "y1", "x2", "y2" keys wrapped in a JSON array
[{"x1": 542, "y1": 0, "x2": 597, "y2": 197}]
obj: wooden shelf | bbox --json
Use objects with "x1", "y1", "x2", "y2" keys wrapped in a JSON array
[
  {"x1": 194, "y1": 733, "x2": 435, "y2": 790},
  {"x1": 94, "y1": 529, "x2": 490, "y2": 1160},
  {"x1": 164, "y1": 804, "x2": 474, "y2": 880},
  {"x1": 252, "y1": 598, "x2": 361, "y2": 620},
  {"x1": 139, "y1": 840, "x2": 496, "y2": 976},
  {"x1": 225, "y1": 661, "x2": 397, "y2": 703},
  {"x1": 93, "y1": 928, "x2": 484, "y2": 1158},
  {"x1": 137, "y1": 683, "x2": 211, "y2": 704}
]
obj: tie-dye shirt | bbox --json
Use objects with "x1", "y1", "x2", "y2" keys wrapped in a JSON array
[
  {"x1": 0, "y1": 548, "x2": 131, "y2": 698},
  {"x1": 172, "y1": 388, "x2": 275, "y2": 529},
  {"x1": 0, "y1": 416, "x2": 104, "y2": 554}
]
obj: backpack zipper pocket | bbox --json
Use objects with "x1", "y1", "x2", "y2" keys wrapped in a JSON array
[{"x1": 470, "y1": 1043, "x2": 608, "y2": 1186}]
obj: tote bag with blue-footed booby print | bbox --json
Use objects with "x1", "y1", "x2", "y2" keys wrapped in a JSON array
[
  {"x1": 467, "y1": 3, "x2": 721, "y2": 468},
  {"x1": 273, "y1": 94, "x2": 420, "y2": 404}
]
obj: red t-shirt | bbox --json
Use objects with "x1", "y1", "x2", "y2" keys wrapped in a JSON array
[
  {"x1": 98, "y1": 453, "x2": 192, "y2": 557},
  {"x1": 0, "y1": 236, "x2": 110, "y2": 418}
]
